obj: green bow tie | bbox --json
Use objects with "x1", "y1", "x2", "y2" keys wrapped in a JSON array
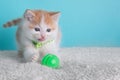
[{"x1": 32, "y1": 40, "x2": 54, "y2": 48}]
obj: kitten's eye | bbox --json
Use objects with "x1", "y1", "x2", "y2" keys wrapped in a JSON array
[
  {"x1": 35, "y1": 28, "x2": 40, "y2": 31},
  {"x1": 46, "y1": 28, "x2": 51, "y2": 32}
]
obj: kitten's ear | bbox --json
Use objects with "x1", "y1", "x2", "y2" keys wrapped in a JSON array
[
  {"x1": 49, "y1": 12, "x2": 61, "y2": 23},
  {"x1": 24, "y1": 9, "x2": 35, "y2": 21}
]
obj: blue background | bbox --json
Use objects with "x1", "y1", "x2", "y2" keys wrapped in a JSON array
[{"x1": 0, "y1": 0, "x2": 120, "y2": 50}]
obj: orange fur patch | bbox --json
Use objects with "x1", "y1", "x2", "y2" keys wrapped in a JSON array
[{"x1": 29, "y1": 10, "x2": 56, "y2": 30}]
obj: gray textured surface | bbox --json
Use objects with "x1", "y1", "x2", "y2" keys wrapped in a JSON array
[{"x1": 0, "y1": 48, "x2": 120, "y2": 80}]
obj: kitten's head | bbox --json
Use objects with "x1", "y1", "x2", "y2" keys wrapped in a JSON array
[{"x1": 22, "y1": 9, "x2": 60, "y2": 42}]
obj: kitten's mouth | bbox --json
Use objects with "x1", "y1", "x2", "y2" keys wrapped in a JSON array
[{"x1": 38, "y1": 38, "x2": 45, "y2": 41}]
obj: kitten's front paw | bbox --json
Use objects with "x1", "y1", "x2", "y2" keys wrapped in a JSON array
[
  {"x1": 31, "y1": 54, "x2": 39, "y2": 62},
  {"x1": 24, "y1": 53, "x2": 39, "y2": 62},
  {"x1": 23, "y1": 50, "x2": 39, "y2": 62}
]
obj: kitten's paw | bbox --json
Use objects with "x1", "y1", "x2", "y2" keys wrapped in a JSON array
[
  {"x1": 23, "y1": 47, "x2": 39, "y2": 62},
  {"x1": 31, "y1": 54, "x2": 39, "y2": 62}
]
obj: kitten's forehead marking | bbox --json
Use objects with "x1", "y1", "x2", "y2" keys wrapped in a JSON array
[
  {"x1": 39, "y1": 14, "x2": 47, "y2": 34},
  {"x1": 40, "y1": 14, "x2": 44, "y2": 26},
  {"x1": 39, "y1": 12, "x2": 55, "y2": 30},
  {"x1": 40, "y1": 14, "x2": 47, "y2": 28}
]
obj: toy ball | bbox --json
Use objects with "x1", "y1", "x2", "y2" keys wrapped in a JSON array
[{"x1": 41, "y1": 54, "x2": 60, "y2": 68}]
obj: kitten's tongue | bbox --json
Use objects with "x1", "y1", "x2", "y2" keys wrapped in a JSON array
[{"x1": 38, "y1": 38, "x2": 45, "y2": 41}]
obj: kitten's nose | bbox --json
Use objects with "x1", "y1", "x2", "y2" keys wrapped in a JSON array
[{"x1": 41, "y1": 35, "x2": 45, "y2": 39}]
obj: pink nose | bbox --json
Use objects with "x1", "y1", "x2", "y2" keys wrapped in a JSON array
[{"x1": 41, "y1": 35, "x2": 45, "y2": 39}]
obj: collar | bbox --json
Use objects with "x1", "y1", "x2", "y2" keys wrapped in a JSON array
[{"x1": 32, "y1": 40, "x2": 54, "y2": 48}]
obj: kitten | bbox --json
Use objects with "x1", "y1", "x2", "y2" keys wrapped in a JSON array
[{"x1": 3, "y1": 9, "x2": 61, "y2": 62}]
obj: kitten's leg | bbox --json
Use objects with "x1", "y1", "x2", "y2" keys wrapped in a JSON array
[
  {"x1": 23, "y1": 47, "x2": 39, "y2": 62},
  {"x1": 18, "y1": 50, "x2": 23, "y2": 58},
  {"x1": 16, "y1": 41, "x2": 23, "y2": 57}
]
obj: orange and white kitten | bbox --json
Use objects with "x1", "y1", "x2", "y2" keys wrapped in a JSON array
[{"x1": 4, "y1": 9, "x2": 61, "y2": 62}]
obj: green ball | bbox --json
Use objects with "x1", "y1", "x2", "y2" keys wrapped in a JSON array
[{"x1": 41, "y1": 54, "x2": 60, "y2": 68}]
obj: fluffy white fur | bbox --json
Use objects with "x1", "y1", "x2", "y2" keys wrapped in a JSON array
[{"x1": 16, "y1": 10, "x2": 61, "y2": 62}]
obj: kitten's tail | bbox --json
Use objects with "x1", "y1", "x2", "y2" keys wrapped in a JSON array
[{"x1": 3, "y1": 18, "x2": 22, "y2": 28}]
